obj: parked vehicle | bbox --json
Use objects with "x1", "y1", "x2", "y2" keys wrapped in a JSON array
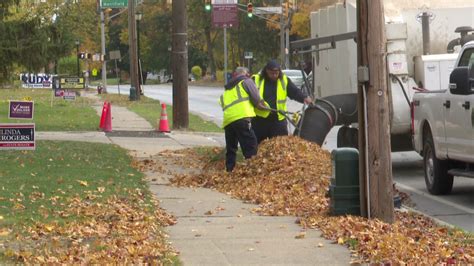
[
  {"x1": 296, "y1": 3, "x2": 474, "y2": 151},
  {"x1": 412, "y1": 41, "x2": 474, "y2": 195},
  {"x1": 282, "y1": 69, "x2": 306, "y2": 88}
]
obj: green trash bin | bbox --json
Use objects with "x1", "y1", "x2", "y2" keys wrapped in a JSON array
[{"x1": 129, "y1": 87, "x2": 137, "y2": 101}]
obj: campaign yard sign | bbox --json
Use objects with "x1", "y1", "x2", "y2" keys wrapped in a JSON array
[
  {"x1": 8, "y1": 101, "x2": 34, "y2": 119},
  {"x1": 20, "y1": 73, "x2": 53, "y2": 89},
  {"x1": 63, "y1": 91, "x2": 77, "y2": 101},
  {"x1": 0, "y1": 124, "x2": 35, "y2": 150}
]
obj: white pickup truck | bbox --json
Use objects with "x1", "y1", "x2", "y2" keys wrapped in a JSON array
[{"x1": 412, "y1": 41, "x2": 474, "y2": 195}]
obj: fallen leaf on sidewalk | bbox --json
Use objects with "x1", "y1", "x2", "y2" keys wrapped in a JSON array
[{"x1": 295, "y1": 232, "x2": 306, "y2": 239}]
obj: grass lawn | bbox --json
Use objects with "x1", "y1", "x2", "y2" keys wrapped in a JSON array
[
  {"x1": 99, "y1": 93, "x2": 223, "y2": 132},
  {"x1": 0, "y1": 89, "x2": 98, "y2": 131},
  {"x1": 0, "y1": 140, "x2": 178, "y2": 263},
  {"x1": 0, "y1": 140, "x2": 148, "y2": 227}
]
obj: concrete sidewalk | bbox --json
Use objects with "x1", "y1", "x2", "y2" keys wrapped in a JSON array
[{"x1": 38, "y1": 91, "x2": 351, "y2": 265}]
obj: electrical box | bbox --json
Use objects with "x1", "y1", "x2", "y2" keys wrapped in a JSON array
[
  {"x1": 414, "y1": 54, "x2": 458, "y2": 90},
  {"x1": 329, "y1": 148, "x2": 360, "y2": 216}
]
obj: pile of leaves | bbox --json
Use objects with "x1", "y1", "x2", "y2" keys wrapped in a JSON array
[
  {"x1": 165, "y1": 136, "x2": 473, "y2": 264},
  {"x1": 1, "y1": 189, "x2": 177, "y2": 264}
]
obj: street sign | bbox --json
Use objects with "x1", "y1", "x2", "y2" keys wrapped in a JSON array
[
  {"x1": 244, "y1": 52, "x2": 253, "y2": 59},
  {"x1": 254, "y1": 6, "x2": 282, "y2": 15},
  {"x1": 212, "y1": 4, "x2": 239, "y2": 28},
  {"x1": 100, "y1": 0, "x2": 127, "y2": 8},
  {"x1": 109, "y1": 50, "x2": 121, "y2": 60},
  {"x1": 211, "y1": 0, "x2": 237, "y2": 4}
]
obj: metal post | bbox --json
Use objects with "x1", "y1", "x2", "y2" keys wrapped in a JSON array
[
  {"x1": 224, "y1": 27, "x2": 228, "y2": 84},
  {"x1": 280, "y1": 0, "x2": 285, "y2": 68},
  {"x1": 100, "y1": 10, "x2": 107, "y2": 93},
  {"x1": 421, "y1": 12, "x2": 431, "y2": 55},
  {"x1": 75, "y1": 40, "x2": 80, "y2": 77},
  {"x1": 115, "y1": 59, "x2": 120, "y2": 95},
  {"x1": 285, "y1": 27, "x2": 290, "y2": 68}
]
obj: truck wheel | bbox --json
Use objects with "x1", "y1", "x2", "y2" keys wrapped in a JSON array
[
  {"x1": 337, "y1": 126, "x2": 358, "y2": 149},
  {"x1": 423, "y1": 131, "x2": 453, "y2": 195}
]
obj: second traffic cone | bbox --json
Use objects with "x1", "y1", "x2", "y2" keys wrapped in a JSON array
[
  {"x1": 158, "y1": 103, "x2": 170, "y2": 133},
  {"x1": 103, "y1": 102, "x2": 112, "y2": 132},
  {"x1": 99, "y1": 101, "x2": 108, "y2": 129}
]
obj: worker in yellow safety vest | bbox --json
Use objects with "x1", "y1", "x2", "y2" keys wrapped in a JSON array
[
  {"x1": 252, "y1": 60, "x2": 312, "y2": 143},
  {"x1": 220, "y1": 67, "x2": 267, "y2": 172}
]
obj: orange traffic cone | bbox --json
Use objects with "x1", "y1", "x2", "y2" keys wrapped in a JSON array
[
  {"x1": 99, "y1": 101, "x2": 108, "y2": 129},
  {"x1": 103, "y1": 102, "x2": 112, "y2": 132},
  {"x1": 158, "y1": 103, "x2": 170, "y2": 133}
]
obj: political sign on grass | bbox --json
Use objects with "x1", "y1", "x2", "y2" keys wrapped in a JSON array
[
  {"x1": 20, "y1": 73, "x2": 54, "y2": 89},
  {"x1": 0, "y1": 124, "x2": 35, "y2": 150},
  {"x1": 8, "y1": 101, "x2": 34, "y2": 119}
]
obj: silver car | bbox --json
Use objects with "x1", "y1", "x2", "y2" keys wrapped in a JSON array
[{"x1": 282, "y1": 69, "x2": 306, "y2": 88}]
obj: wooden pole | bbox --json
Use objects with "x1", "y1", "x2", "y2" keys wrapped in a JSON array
[
  {"x1": 171, "y1": 0, "x2": 189, "y2": 129},
  {"x1": 357, "y1": 0, "x2": 394, "y2": 223},
  {"x1": 128, "y1": 0, "x2": 140, "y2": 100}
]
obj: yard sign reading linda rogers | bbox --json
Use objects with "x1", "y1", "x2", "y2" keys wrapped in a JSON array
[
  {"x1": 8, "y1": 100, "x2": 34, "y2": 119},
  {"x1": 0, "y1": 124, "x2": 35, "y2": 150}
]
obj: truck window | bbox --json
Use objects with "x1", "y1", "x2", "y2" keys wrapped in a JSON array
[{"x1": 458, "y1": 49, "x2": 474, "y2": 67}]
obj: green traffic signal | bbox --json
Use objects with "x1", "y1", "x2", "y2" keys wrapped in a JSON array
[
  {"x1": 247, "y1": 13, "x2": 253, "y2": 18},
  {"x1": 205, "y1": 4, "x2": 211, "y2": 11}
]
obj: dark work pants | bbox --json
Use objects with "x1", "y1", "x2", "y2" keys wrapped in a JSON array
[
  {"x1": 224, "y1": 119, "x2": 258, "y2": 172},
  {"x1": 251, "y1": 115, "x2": 288, "y2": 144}
]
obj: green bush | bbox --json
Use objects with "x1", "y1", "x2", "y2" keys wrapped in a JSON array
[
  {"x1": 191, "y1": 65, "x2": 202, "y2": 80},
  {"x1": 57, "y1": 56, "x2": 80, "y2": 76}
]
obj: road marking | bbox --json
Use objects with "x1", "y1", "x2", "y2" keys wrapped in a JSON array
[{"x1": 396, "y1": 183, "x2": 474, "y2": 214}]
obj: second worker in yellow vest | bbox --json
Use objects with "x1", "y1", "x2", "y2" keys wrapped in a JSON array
[
  {"x1": 252, "y1": 60, "x2": 313, "y2": 144},
  {"x1": 219, "y1": 67, "x2": 267, "y2": 172}
]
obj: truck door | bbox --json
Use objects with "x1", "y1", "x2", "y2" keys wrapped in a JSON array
[{"x1": 445, "y1": 49, "x2": 474, "y2": 162}]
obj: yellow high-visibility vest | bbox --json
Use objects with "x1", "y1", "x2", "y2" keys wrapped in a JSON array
[
  {"x1": 219, "y1": 80, "x2": 256, "y2": 128},
  {"x1": 253, "y1": 74, "x2": 288, "y2": 120}
]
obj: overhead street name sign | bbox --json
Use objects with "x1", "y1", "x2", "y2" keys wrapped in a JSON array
[
  {"x1": 254, "y1": 6, "x2": 282, "y2": 15},
  {"x1": 100, "y1": 0, "x2": 127, "y2": 8}
]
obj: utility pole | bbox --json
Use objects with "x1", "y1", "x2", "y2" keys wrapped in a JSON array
[
  {"x1": 357, "y1": 0, "x2": 394, "y2": 223},
  {"x1": 171, "y1": 0, "x2": 189, "y2": 129},
  {"x1": 100, "y1": 10, "x2": 107, "y2": 93},
  {"x1": 128, "y1": 0, "x2": 140, "y2": 100},
  {"x1": 279, "y1": 0, "x2": 285, "y2": 68}
]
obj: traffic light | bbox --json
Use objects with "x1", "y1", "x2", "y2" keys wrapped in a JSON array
[
  {"x1": 77, "y1": 52, "x2": 91, "y2": 60},
  {"x1": 247, "y1": 2, "x2": 253, "y2": 18},
  {"x1": 205, "y1": 0, "x2": 211, "y2": 11}
]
